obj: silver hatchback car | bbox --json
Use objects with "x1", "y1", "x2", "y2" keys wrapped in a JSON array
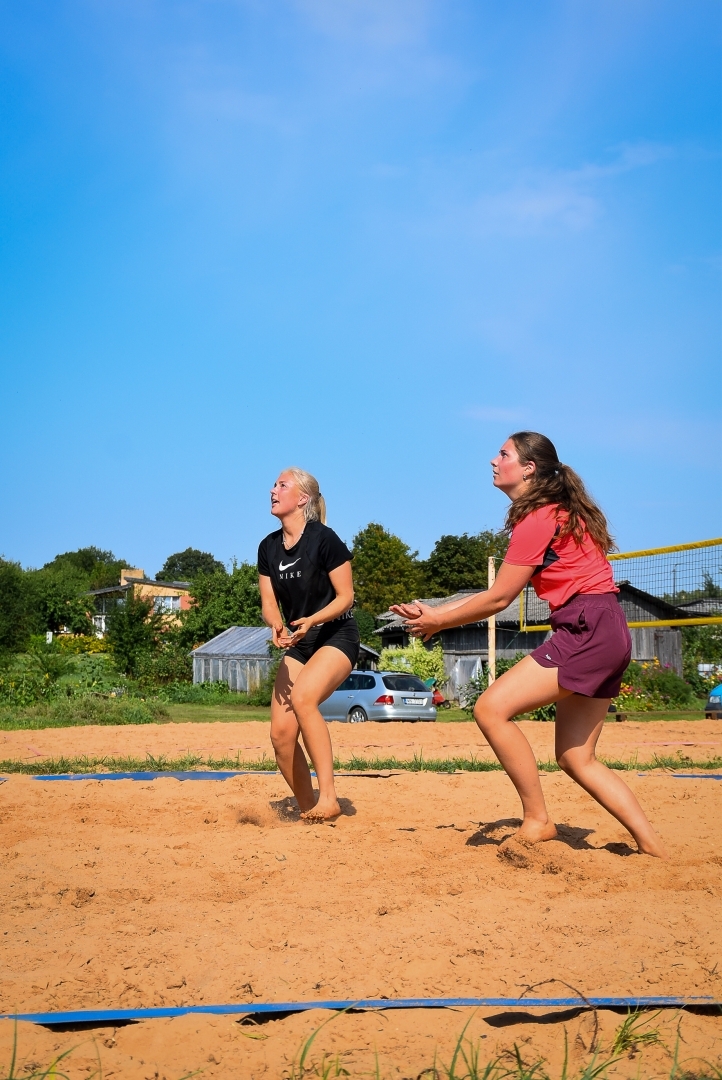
[{"x1": 319, "y1": 670, "x2": 437, "y2": 723}]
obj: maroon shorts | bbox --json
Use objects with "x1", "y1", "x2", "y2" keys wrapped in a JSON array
[{"x1": 531, "y1": 593, "x2": 632, "y2": 699}]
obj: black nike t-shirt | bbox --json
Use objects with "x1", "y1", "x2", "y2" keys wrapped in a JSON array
[{"x1": 257, "y1": 521, "x2": 353, "y2": 628}]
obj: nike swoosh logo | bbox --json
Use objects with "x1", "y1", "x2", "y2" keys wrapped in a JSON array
[{"x1": 279, "y1": 559, "x2": 301, "y2": 571}]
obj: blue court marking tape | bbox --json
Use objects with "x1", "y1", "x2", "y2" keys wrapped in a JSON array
[
  {"x1": 637, "y1": 773, "x2": 722, "y2": 780},
  {"x1": 671, "y1": 774, "x2": 722, "y2": 780},
  {"x1": 34, "y1": 771, "x2": 276, "y2": 782},
  {"x1": 1, "y1": 996, "x2": 719, "y2": 1026}
]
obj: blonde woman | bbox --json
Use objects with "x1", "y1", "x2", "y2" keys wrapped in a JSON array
[{"x1": 258, "y1": 468, "x2": 359, "y2": 822}]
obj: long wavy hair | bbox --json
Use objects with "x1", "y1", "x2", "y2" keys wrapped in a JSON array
[
  {"x1": 284, "y1": 467, "x2": 327, "y2": 524},
  {"x1": 504, "y1": 432, "x2": 615, "y2": 552}
]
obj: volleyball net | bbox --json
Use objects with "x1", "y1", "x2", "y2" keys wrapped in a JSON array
[{"x1": 517, "y1": 538, "x2": 722, "y2": 632}]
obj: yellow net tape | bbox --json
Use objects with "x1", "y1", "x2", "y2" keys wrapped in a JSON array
[{"x1": 518, "y1": 537, "x2": 722, "y2": 632}]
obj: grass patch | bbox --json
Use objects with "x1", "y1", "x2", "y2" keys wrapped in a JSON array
[
  {"x1": 0, "y1": 699, "x2": 708, "y2": 731},
  {"x1": 1, "y1": 752, "x2": 720, "y2": 776},
  {"x1": 0, "y1": 696, "x2": 169, "y2": 730},
  {"x1": 438, "y1": 708, "x2": 708, "y2": 724},
  {"x1": 283, "y1": 1012, "x2": 722, "y2": 1079},
  {"x1": 165, "y1": 703, "x2": 271, "y2": 723}
]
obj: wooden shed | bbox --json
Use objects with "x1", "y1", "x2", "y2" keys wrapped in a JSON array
[{"x1": 376, "y1": 583, "x2": 687, "y2": 698}]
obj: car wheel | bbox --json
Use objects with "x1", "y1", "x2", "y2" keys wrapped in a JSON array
[{"x1": 348, "y1": 706, "x2": 367, "y2": 724}]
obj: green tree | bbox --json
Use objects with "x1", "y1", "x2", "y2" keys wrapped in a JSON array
[
  {"x1": 24, "y1": 569, "x2": 94, "y2": 636},
  {"x1": 106, "y1": 592, "x2": 164, "y2": 676},
  {"x1": 179, "y1": 562, "x2": 263, "y2": 646},
  {"x1": 352, "y1": 523, "x2": 423, "y2": 615},
  {"x1": 157, "y1": 548, "x2": 226, "y2": 582},
  {"x1": 41, "y1": 547, "x2": 126, "y2": 590},
  {"x1": 353, "y1": 608, "x2": 379, "y2": 647},
  {"x1": 421, "y1": 530, "x2": 509, "y2": 596},
  {"x1": 0, "y1": 559, "x2": 30, "y2": 654}
]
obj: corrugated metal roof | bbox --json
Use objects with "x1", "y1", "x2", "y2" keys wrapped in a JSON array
[
  {"x1": 375, "y1": 590, "x2": 551, "y2": 630},
  {"x1": 192, "y1": 626, "x2": 273, "y2": 657},
  {"x1": 192, "y1": 625, "x2": 381, "y2": 659}
]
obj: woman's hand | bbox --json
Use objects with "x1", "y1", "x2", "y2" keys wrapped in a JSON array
[
  {"x1": 287, "y1": 616, "x2": 316, "y2": 644},
  {"x1": 389, "y1": 601, "x2": 440, "y2": 642},
  {"x1": 271, "y1": 623, "x2": 288, "y2": 648}
]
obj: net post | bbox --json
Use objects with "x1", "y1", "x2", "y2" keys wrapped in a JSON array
[{"x1": 488, "y1": 557, "x2": 496, "y2": 684}]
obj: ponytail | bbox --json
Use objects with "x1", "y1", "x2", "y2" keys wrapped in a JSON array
[
  {"x1": 285, "y1": 467, "x2": 327, "y2": 524},
  {"x1": 504, "y1": 432, "x2": 615, "y2": 552}
]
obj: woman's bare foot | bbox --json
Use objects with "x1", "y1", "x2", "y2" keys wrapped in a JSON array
[
  {"x1": 295, "y1": 797, "x2": 317, "y2": 814},
  {"x1": 515, "y1": 818, "x2": 558, "y2": 845},
  {"x1": 301, "y1": 797, "x2": 342, "y2": 823},
  {"x1": 636, "y1": 837, "x2": 669, "y2": 859}
]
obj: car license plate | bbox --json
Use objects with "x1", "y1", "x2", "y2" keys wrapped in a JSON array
[{"x1": 403, "y1": 697, "x2": 426, "y2": 705}]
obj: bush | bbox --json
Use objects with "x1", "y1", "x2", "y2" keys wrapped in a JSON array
[
  {"x1": 0, "y1": 641, "x2": 80, "y2": 705},
  {"x1": 616, "y1": 661, "x2": 697, "y2": 711},
  {"x1": 133, "y1": 638, "x2": 193, "y2": 686},
  {"x1": 53, "y1": 634, "x2": 109, "y2": 654},
  {"x1": 106, "y1": 592, "x2": 164, "y2": 676},
  {"x1": 682, "y1": 623, "x2": 722, "y2": 697},
  {"x1": 379, "y1": 638, "x2": 447, "y2": 685},
  {"x1": 0, "y1": 667, "x2": 55, "y2": 707},
  {"x1": 460, "y1": 653, "x2": 555, "y2": 720}
]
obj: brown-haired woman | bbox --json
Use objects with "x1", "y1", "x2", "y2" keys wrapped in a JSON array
[
  {"x1": 392, "y1": 433, "x2": 667, "y2": 858},
  {"x1": 258, "y1": 468, "x2": 360, "y2": 822}
]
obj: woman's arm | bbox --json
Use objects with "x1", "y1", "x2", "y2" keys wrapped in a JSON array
[
  {"x1": 259, "y1": 575, "x2": 286, "y2": 648},
  {"x1": 393, "y1": 561, "x2": 536, "y2": 641},
  {"x1": 286, "y1": 561, "x2": 354, "y2": 642}
]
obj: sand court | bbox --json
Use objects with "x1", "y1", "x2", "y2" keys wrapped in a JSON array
[{"x1": 1, "y1": 728, "x2": 721, "y2": 1077}]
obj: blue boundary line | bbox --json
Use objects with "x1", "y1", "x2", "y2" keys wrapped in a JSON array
[
  {"x1": 637, "y1": 773, "x2": 722, "y2": 780},
  {"x1": 670, "y1": 774, "x2": 722, "y2": 780},
  {"x1": 24, "y1": 770, "x2": 722, "y2": 782},
  {"x1": 33, "y1": 771, "x2": 276, "y2": 782},
  {"x1": 1, "y1": 995, "x2": 719, "y2": 1025}
]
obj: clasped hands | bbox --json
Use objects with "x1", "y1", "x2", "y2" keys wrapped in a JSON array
[
  {"x1": 388, "y1": 601, "x2": 440, "y2": 642},
  {"x1": 272, "y1": 616, "x2": 316, "y2": 649}
]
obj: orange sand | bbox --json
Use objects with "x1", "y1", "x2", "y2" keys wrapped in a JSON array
[
  {"x1": 1, "y1": 720, "x2": 721, "y2": 1077},
  {"x1": 2, "y1": 717, "x2": 721, "y2": 765}
]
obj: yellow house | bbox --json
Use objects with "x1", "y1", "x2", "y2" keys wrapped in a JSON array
[{"x1": 87, "y1": 568, "x2": 192, "y2": 635}]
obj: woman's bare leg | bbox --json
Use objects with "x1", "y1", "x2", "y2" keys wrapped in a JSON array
[
  {"x1": 555, "y1": 696, "x2": 668, "y2": 858},
  {"x1": 270, "y1": 656, "x2": 316, "y2": 812},
  {"x1": 474, "y1": 655, "x2": 572, "y2": 843},
  {"x1": 290, "y1": 646, "x2": 352, "y2": 822}
]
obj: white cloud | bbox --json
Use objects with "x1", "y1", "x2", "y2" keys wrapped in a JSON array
[
  {"x1": 293, "y1": 0, "x2": 431, "y2": 47},
  {"x1": 467, "y1": 142, "x2": 673, "y2": 235},
  {"x1": 473, "y1": 183, "x2": 599, "y2": 233}
]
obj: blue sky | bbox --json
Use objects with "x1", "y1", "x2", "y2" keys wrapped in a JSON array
[{"x1": 1, "y1": 0, "x2": 720, "y2": 574}]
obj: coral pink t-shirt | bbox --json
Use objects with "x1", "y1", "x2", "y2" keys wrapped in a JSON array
[{"x1": 504, "y1": 504, "x2": 616, "y2": 611}]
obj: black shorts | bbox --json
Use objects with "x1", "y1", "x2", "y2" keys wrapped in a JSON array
[{"x1": 285, "y1": 618, "x2": 360, "y2": 667}]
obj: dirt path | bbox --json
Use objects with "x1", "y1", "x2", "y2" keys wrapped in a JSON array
[
  {"x1": 2, "y1": 717, "x2": 721, "y2": 765},
  {"x1": 2, "y1": 756, "x2": 721, "y2": 1077}
]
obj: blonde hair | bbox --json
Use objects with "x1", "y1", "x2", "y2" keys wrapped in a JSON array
[{"x1": 284, "y1": 467, "x2": 327, "y2": 524}]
